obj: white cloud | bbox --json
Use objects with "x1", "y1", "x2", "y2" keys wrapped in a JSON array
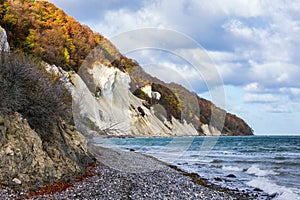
[
  {"x1": 74, "y1": 0, "x2": 300, "y2": 89},
  {"x1": 175, "y1": 48, "x2": 223, "y2": 87},
  {"x1": 244, "y1": 82, "x2": 263, "y2": 92},
  {"x1": 249, "y1": 62, "x2": 300, "y2": 87},
  {"x1": 223, "y1": 19, "x2": 256, "y2": 40},
  {"x1": 279, "y1": 87, "x2": 300, "y2": 101},
  {"x1": 263, "y1": 105, "x2": 291, "y2": 113},
  {"x1": 231, "y1": 105, "x2": 248, "y2": 114},
  {"x1": 208, "y1": 51, "x2": 239, "y2": 62},
  {"x1": 198, "y1": 0, "x2": 264, "y2": 17},
  {"x1": 143, "y1": 61, "x2": 200, "y2": 89},
  {"x1": 244, "y1": 93, "x2": 279, "y2": 103},
  {"x1": 287, "y1": 88, "x2": 300, "y2": 96}
]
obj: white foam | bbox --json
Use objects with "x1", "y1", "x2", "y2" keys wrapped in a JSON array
[
  {"x1": 246, "y1": 165, "x2": 278, "y2": 176},
  {"x1": 222, "y1": 165, "x2": 244, "y2": 172},
  {"x1": 247, "y1": 177, "x2": 300, "y2": 200},
  {"x1": 222, "y1": 151, "x2": 236, "y2": 155},
  {"x1": 196, "y1": 159, "x2": 214, "y2": 163}
]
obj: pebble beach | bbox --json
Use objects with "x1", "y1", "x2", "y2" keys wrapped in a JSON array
[{"x1": 0, "y1": 146, "x2": 269, "y2": 200}]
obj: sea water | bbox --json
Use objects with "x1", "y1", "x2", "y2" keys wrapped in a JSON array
[{"x1": 93, "y1": 136, "x2": 300, "y2": 200}]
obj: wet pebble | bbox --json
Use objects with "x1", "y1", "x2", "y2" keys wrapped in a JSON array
[
  {"x1": 226, "y1": 174, "x2": 237, "y2": 178},
  {"x1": 0, "y1": 162, "x2": 240, "y2": 200}
]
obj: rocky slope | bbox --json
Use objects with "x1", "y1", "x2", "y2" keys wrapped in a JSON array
[
  {"x1": 0, "y1": 26, "x2": 95, "y2": 190},
  {"x1": 0, "y1": 112, "x2": 94, "y2": 190}
]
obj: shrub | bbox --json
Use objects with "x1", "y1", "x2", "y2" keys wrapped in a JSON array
[{"x1": 0, "y1": 51, "x2": 71, "y2": 139}]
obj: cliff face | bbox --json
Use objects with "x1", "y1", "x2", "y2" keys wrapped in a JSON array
[{"x1": 47, "y1": 63, "x2": 198, "y2": 137}]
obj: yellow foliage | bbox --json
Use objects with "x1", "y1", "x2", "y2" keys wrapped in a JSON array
[
  {"x1": 0, "y1": 0, "x2": 104, "y2": 71},
  {"x1": 63, "y1": 48, "x2": 70, "y2": 64}
]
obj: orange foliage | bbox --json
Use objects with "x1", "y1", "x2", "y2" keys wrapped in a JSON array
[{"x1": 1, "y1": 0, "x2": 103, "y2": 71}]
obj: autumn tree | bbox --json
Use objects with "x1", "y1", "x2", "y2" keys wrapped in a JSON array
[{"x1": 0, "y1": 0, "x2": 103, "y2": 71}]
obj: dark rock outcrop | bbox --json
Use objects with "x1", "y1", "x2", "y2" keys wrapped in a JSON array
[{"x1": 0, "y1": 112, "x2": 95, "y2": 190}]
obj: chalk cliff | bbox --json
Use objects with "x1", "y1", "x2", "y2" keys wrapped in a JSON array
[
  {"x1": 0, "y1": 26, "x2": 9, "y2": 51},
  {"x1": 46, "y1": 62, "x2": 199, "y2": 137}
]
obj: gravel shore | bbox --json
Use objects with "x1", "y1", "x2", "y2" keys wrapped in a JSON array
[{"x1": 0, "y1": 146, "x2": 268, "y2": 199}]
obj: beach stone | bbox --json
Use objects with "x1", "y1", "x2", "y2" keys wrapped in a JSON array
[
  {"x1": 269, "y1": 192, "x2": 279, "y2": 198},
  {"x1": 0, "y1": 150, "x2": 260, "y2": 200},
  {"x1": 5, "y1": 146, "x2": 14, "y2": 156},
  {"x1": 93, "y1": 146, "x2": 166, "y2": 173},
  {"x1": 214, "y1": 177, "x2": 223, "y2": 182},
  {"x1": 253, "y1": 187, "x2": 263, "y2": 192},
  {"x1": 12, "y1": 178, "x2": 21, "y2": 185},
  {"x1": 226, "y1": 174, "x2": 237, "y2": 178}
]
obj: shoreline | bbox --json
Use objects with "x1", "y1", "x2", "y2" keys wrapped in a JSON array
[
  {"x1": 1, "y1": 145, "x2": 274, "y2": 199},
  {"x1": 104, "y1": 134, "x2": 256, "y2": 139}
]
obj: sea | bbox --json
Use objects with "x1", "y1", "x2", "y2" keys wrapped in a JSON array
[{"x1": 93, "y1": 136, "x2": 300, "y2": 200}]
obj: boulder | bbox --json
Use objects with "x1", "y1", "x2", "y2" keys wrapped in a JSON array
[{"x1": 226, "y1": 174, "x2": 237, "y2": 178}]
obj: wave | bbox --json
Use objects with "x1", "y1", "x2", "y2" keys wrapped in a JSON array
[
  {"x1": 246, "y1": 165, "x2": 278, "y2": 176},
  {"x1": 211, "y1": 164, "x2": 222, "y2": 168},
  {"x1": 233, "y1": 159, "x2": 300, "y2": 168},
  {"x1": 272, "y1": 161, "x2": 300, "y2": 167},
  {"x1": 233, "y1": 159, "x2": 266, "y2": 164},
  {"x1": 247, "y1": 177, "x2": 300, "y2": 200},
  {"x1": 220, "y1": 164, "x2": 279, "y2": 176},
  {"x1": 222, "y1": 165, "x2": 244, "y2": 172},
  {"x1": 221, "y1": 151, "x2": 238, "y2": 155}
]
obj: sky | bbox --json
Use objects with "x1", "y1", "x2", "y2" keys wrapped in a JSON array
[{"x1": 48, "y1": 0, "x2": 300, "y2": 135}]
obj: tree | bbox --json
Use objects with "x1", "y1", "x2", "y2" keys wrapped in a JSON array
[{"x1": 0, "y1": 0, "x2": 104, "y2": 71}]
